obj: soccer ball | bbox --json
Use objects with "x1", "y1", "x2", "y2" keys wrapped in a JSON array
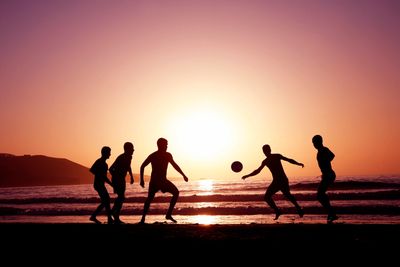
[{"x1": 231, "y1": 161, "x2": 243, "y2": 173}]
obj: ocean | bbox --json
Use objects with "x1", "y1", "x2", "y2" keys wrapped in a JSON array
[{"x1": 1, "y1": 175, "x2": 399, "y2": 224}]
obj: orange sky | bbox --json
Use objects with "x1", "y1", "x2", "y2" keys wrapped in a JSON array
[{"x1": 1, "y1": 1, "x2": 399, "y2": 180}]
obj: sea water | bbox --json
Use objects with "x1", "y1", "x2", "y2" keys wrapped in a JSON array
[{"x1": 0, "y1": 175, "x2": 399, "y2": 224}]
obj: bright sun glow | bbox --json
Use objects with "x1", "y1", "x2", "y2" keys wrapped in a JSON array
[{"x1": 167, "y1": 109, "x2": 235, "y2": 161}]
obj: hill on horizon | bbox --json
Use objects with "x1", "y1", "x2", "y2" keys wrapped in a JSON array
[
  {"x1": 0, "y1": 153, "x2": 150, "y2": 187},
  {"x1": 0, "y1": 153, "x2": 93, "y2": 187}
]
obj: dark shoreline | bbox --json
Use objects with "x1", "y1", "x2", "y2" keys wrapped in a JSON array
[{"x1": 2, "y1": 223, "x2": 399, "y2": 263}]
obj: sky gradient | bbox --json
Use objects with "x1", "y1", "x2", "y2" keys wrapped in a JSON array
[{"x1": 1, "y1": 0, "x2": 399, "y2": 180}]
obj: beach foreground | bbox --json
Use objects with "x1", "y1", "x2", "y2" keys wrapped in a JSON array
[{"x1": 2, "y1": 223, "x2": 399, "y2": 263}]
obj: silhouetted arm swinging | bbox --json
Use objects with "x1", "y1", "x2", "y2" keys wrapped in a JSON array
[
  {"x1": 170, "y1": 158, "x2": 189, "y2": 182},
  {"x1": 140, "y1": 156, "x2": 151, "y2": 188},
  {"x1": 281, "y1": 155, "x2": 304, "y2": 168},
  {"x1": 242, "y1": 163, "x2": 264, "y2": 180}
]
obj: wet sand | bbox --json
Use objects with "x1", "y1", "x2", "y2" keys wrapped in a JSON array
[{"x1": 2, "y1": 223, "x2": 398, "y2": 263}]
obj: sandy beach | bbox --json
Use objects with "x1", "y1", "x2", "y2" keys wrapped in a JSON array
[{"x1": 2, "y1": 223, "x2": 398, "y2": 263}]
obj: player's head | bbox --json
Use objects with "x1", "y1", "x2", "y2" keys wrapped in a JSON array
[
  {"x1": 262, "y1": 144, "x2": 271, "y2": 156},
  {"x1": 123, "y1": 142, "x2": 134, "y2": 155},
  {"x1": 101, "y1": 146, "x2": 111, "y2": 158},
  {"x1": 312, "y1": 135, "x2": 323, "y2": 149},
  {"x1": 157, "y1": 138, "x2": 168, "y2": 151}
]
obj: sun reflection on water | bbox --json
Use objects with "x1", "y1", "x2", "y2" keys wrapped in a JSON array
[
  {"x1": 197, "y1": 179, "x2": 214, "y2": 195},
  {"x1": 193, "y1": 215, "x2": 216, "y2": 225}
]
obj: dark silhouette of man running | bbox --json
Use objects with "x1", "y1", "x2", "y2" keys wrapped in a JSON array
[
  {"x1": 242, "y1": 144, "x2": 304, "y2": 220},
  {"x1": 89, "y1": 146, "x2": 114, "y2": 224},
  {"x1": 110, "y1": 142, "x2": 134, "y2": 224},
  {"x1": 312, "y1": 134, "x2": 338, "y2": 223},
  {"x1": 140, "y1": 138, "x2": 189, "y2": 224}
]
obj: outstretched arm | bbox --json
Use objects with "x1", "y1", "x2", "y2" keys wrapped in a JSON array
[
  {"x1": 242, "y1": 163, "x2": 264, "y2": 180},
  {"x1": 140, "y1": 157, "x2": 151, "y2": 188},
  {"x1": 281, "y1": 155, "x2": 304, "y2": 168},
  {"x1": 170, "y1": 159, "x2": 189, "y2": 182}
]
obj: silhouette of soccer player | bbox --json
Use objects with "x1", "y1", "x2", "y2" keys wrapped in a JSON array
[
  {"x1": 312, "y1": 134, "x2": 338, "y2": 223},
  {"x1": 110, "y1": 142, "x2": 134, "y2": 224},
  {"x1": 242, "y1": 144, "x2": 304, "y2": 220},
  {"x1": 140, "y1": 138, "x2": 189, "y2": 224},
  {"x1": 89, "y1": 146, "x2": 114, "y2": 224}
]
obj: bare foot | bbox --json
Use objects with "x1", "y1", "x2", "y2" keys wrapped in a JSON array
[
  {"x1": 166, "y1": 215, "x2": 177, "y2": 223},
  {"x1": 273, "y1": 211, "x2": 281, "y2": 220},
  {"x1": 327, "y1": 214, "x2": 339, "y2": 224},
  {"x1": 90, "y1": 216, "x2": 101, "y2": 224},
  {"x1": 298, "y1": 208, "x2": 304, "y2": 218}
]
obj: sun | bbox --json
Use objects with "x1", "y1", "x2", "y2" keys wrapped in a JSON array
[{"x1": 166, "y1": 109, "x2": 235, "y2": 162}]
